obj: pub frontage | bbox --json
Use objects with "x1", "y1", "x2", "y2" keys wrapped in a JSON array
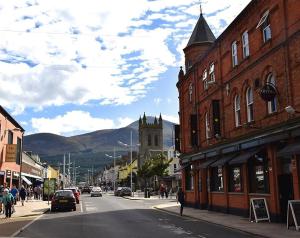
[{"x1": 176, "y1": 0, "x2": 300, "y2": 222}]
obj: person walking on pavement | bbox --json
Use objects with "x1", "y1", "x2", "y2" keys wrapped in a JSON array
[
  {"x1": 2, "y1": 189, "x2": 14, "y2": 218},
  {"x1": 0, "y1": 185, "x2": 3, "y2": 214},
  {"x1": 19, "y1": 185, "x2": 27, "y2": 206},
  {"x1": 10, "y1": 185, "x2": 18, "y2": 205},
  {"x1": 165, "y1": 185, "x2": 169, "y2": 199},
  {"x1": 159, "y1": 184, "x2": 165, "y2": 199},
  {"x1": 176, "y1": 187, "x2": 185, "y2": 216}
]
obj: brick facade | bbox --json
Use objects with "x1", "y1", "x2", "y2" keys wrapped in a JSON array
[{"x1": 177, "y1": 0, "x2": 300, "y2": 222}]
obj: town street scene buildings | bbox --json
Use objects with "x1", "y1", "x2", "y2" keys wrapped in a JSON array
[{"x1": 0, "y1": 1, "x2": 299, "y2": 237}]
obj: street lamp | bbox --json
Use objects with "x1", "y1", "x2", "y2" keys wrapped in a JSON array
[
  {"x1": 105, "y1": 147, "x2": 121, "y2": 192},
  {"x1": 118, "y1": 131, "x2": 139, "y2": 197}
]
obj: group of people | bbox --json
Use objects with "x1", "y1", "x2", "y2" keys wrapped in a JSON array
[{"x1": 0, "y1": 184, "x2": 41, "y2": 219}]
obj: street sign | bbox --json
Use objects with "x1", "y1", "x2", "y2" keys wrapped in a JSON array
[
  {"x1": 287, "y1": 200, "x2": 300, "y2": 231},
  {"x1": 249, "y1": 198, "x2": 270, "y2": 223}
]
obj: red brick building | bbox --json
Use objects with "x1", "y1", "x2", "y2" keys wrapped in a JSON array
[{"x1": 176, "y1": 0, "x2": 300, "y2": 222}]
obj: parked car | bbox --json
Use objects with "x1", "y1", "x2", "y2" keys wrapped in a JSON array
[
  {"x1": 51, "y1": 190, "x2": 76, "y2": 212},
  {"x1": 64, "y1": 187, "x2": 80, "y2": 204},
  {"x1": 114, "y1": 187, "x2": 131, "y2": 197},
  {"x1": 90, "y1": 186, "x2": 102, "y2": 197},
  {"x1": 81, "y1": 186, "x2": 91, "y2": 194}
]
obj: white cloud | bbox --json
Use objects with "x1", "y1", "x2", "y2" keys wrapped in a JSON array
[
  {"x1": 0, "y1": 0, "x2": 251, "y2": 115},
  {"x1": 162, "y1": 114, "x2": 179, "y2": 124},
  {"x1": 116, "y1": 117, "x2": 135, "y2": 128},
  {"x1": 154, "y1": 98, "x2": 161, "y2": 105}
]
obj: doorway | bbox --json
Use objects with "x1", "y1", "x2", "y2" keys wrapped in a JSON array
[{"x1": 278, "y1": 174, "x2": 294, "y2": 221}]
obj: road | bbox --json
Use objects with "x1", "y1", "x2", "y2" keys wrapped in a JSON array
[{"x1": 16, "y1": 194, "x2": 261, "y2": 238}]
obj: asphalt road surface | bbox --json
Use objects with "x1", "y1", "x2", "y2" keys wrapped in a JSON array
[{"x1": 17, "y1": 194, "x2": 261, "y2": 238}]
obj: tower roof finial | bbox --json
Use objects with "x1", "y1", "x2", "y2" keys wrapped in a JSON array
[{"x1": 200, "y1": 0, "x2": 203, "y2": 15}]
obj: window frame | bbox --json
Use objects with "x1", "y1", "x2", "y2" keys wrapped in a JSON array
[
  {"x1": 147, "y1": 134, "x2": 152, "y2": 146},
  {"x1": 229, "y1": 165, "x2": 243, "y2": 192},
  {"x1": 246, "y1": 87, "x2": 254, "y2": 123},
  {"x1": 209, "y1": 63, "x2": 215, "y2": 82},
  {"x1": 7, "y1": 130, "x2": 13, "y2": 144},
  {"x1": 231, "y1": 41, "x2": 238, "y2": 67},
  {"x1": 242, "y1": 31, "x2": 250, "y2": 58},
  {"x1": 185, "y1": 165, "x2": 194, "y2": 191},
  {"x1": 267, "y1": 74, "x2": 277, "y2": 114},
  {"x1": 205, "y1": 112, "x2": 210, "y2": 139},
  {"x1": 202, "y1": 69, "x2": 208, "y2": 90},
  {"x1": 211, "y1": 166, "x2": 224, "y2": 192},
  {"x1": 234, "y1": 95, "x2": 241, "y2": 127}
]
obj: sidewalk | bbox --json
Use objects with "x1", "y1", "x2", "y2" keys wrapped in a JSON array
[
  {"x1": 0, "y1": 199, "x2": 50, "y2": 223},
  {"x1": 154, "y1": 202, "x2": 299, "y2": 238},
  {"x1": 123, "y1": 192, "x2": 177, "y2": 201}
]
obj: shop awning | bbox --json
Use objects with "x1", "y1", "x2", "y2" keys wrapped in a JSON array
[
  {"x1": 277, "y1": 141, "x2": 300, "y2": 157},
  {"x1": 21, "y1": 172, "x2": 43, "y2": 181},
  {"x1": 210, "y1": 154, "x2": 237, "y2": 167},
  {"x1": 21, "y1": 176, "x2": 32, "y2": 185},
  {"x1": 198, "y1": 159, "x2": 217, "y2": 169},
  {"x1": 228, "y1": 148, "x2": 261, "y2": 165}
]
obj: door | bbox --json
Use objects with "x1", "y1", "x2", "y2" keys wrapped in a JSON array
[{"x1": 278, "y1": 174, "x2": 294, "y2": 221}]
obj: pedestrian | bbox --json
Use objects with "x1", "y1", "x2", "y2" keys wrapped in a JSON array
[
  {"x1": 2, "y1": 189, "x2": 14, "y2": 218},
  {"x1": 176, "y1": 187, "x2": 185, "y2": 216},
  {"x1": 10, "y1": 185, "x2": 18, "y2": 205},
  {"x1": 0, "y1": 185, "x2": 3, "y2": 214},
  {"x1": 33, "y1": 186, "x2": 38, "y2": 199},
  {"x1": 159, "y1": 184, "x2": 165, "y2": 199},
  {"x1": 19, "y1": 185, "x2": 27, "y2": 206},
  {"x1": 165, "y1": 186, "x2": 169, "y2": 199}
]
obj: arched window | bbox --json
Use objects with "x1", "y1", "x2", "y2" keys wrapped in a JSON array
[
  {"x1": 154, "y1": 135, "x2": 159, "y2": 146},
  {"x1": 205, "y1": 113, "x2": 210, "y2": 139},
  {"x1": 267, "y1": 74, "x2": 277, "y2": 114},
  {"x1": 147, "y1": 134, "x2": 152, "y2": 146},
  {"x1": 246, "y1": 87, "x2": 254, "y2": 122},
  {"x1": 234, "y1": 95, "x2": 241, "y2": 127}
]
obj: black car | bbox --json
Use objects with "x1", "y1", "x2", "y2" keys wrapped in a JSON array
[
  {"x1": 81, "y1": 186, "x2": 91, "y2": 194},
  {"x1": 51, "y1": 190, "x2": 76, "y2": 212},
  {"x1": 115, "y1": 187, "x2": 131, "y2": 197}
]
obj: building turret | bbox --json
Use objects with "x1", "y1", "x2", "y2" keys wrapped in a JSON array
[{"x1": 184, "y1": 8, "x2": 215, "y2": 72}]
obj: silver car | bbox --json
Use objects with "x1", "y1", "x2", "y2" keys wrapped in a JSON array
[{"x1": 90, "y1": 186, "x2": 102, "y2": 197}]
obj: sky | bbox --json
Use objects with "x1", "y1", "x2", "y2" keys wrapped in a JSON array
[{"x1": 0, "y1": 0, "x2": 251, "y2": 136}]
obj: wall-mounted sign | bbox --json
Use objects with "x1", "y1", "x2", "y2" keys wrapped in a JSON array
[
  {"x1": 259, "y1": 83, "x2": 277, "y2": 101},
  {"x1": 0, "y1": 171, "x2": 5, "y2": 176},
  {"x1": 6, "y1": 144, "x2": 17, "y2": 162},
  {"x1": 6, "y1": 170, "x2": 11, "y2": 178},
  {"x1": 12, "y1": 171, "x2": 19, "y2": 178}
]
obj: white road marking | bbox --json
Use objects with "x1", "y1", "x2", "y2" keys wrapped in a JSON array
[
  {"x1": 11, "y1": 212, "x2": 45, "y2": 237},
  {"x1": 80, "y1": 202, "x2": 83, "y2": 213}
]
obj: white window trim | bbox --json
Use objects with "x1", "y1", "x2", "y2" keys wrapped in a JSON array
[
  {"x1": 267, "y1": 74, "x2": 277, "y2": 114},
  {"x1": 234, "y1": 95, "x2": 241, "y2": 127},
  {"x1": 256, "y1": 10, "x2": 270, "y2": 29},
  {"x1": 242, "y1": 31, "x2": 250, "y2": 58},
  {"x1": 209, "y1": 63, "x2": 215, "y2": 82},
  {"x1": 205, "y1": 113, "x2": 210, "y2": 139},
  {"x1": 203, "y1": 69, "x2": 208, "y2": 90},
  {"x1": 246, "y1": 88, "x2": 254, "y2": 122},
  {"x1": 232, "y1": 41, "x2": 238, "y2": 67}
]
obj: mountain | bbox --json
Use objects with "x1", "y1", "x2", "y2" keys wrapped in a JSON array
[{"x1": 23, "y1": 118, "x2": 175, "y2": 173}]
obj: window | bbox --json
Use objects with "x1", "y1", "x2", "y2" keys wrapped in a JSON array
[
  {"x1": 154, "y1": 135, "x2": 159, "y2": 146},
  {"x1": 229, "y1": 166, "x2": 243, "y2": 192},
  {"x1": 211, "y1": 166, "x2": 224, "y2": 192},
  {"x1": 248, "y1": 151, "x2": 269, "y2": 193},
  {"x1": 209, "y1": 63, "x2": 215, "y2": 82},
  {"x1": 267, "y1": 74, "x2": 277, "y2": 114},
  {"x1": 147, "y1": 134, "x2": 152, "y2": 146},
  {"x1": 234, "y1": 95, "x2": 241, "y2": 127},
  {"x1": 202, "y1": 69, "x2": 208, "y2": 90},
  {"x1": 232, "y1": 41, "x2": 238, "y2": 67},
  {"x1": 257, "y1": 10, "x2": 271, "y2": 42},
  {"x1": 246, "y1": 88, "x2": 254, "y2": 122},
  {"x1": 185, "y1": 165, "x2": 194, "y2": 190},
  {"x1": 205, "y1": 113, "x2": 210, "y2": 139},
  {"x1": 242, "y1": 31, "x2": 250, "y2": 58},
  {"x1": 7, "y1": 130, "x2": 13, "y2": 144},
  {"x1": 189, "y1": 83, "x2": 193, "y2": 102}
]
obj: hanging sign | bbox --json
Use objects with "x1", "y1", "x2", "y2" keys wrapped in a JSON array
[
  {"x1": 287, "y1": 200, "x2": 300, "y2": 231},
  {"x1": 6, "y1": 144, "x2": 17, "y2": 162},
  {"x1": 249, "y1": 198, "x2": 270, "y2": 223},
  {"x1": 259, "y1": 83, "x2": 277, "y2": 101}
]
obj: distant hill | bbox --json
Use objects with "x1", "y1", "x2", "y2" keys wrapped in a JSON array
[{"x1": 23, "y1": 117, "x2": 175, "y2": 176}]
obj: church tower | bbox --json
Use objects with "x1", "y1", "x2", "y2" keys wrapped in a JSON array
[{"x1": 138, "y1": 113, "x2": 163, "y2": 167}]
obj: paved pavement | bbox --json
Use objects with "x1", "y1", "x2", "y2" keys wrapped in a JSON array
[
  {"x1": 18, "y1": 194, "x2": 260, "y2": 238},
  {"x1": 153, "y1": 202, "x2": 300, "y2": 238},
  {"x1": 0, "y1": 199, "x2": 50, "y2": 237}
]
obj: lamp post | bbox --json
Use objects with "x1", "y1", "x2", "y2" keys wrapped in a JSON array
[
  {"x1": 105, "y1": 147, "x2": 121, "y2": 191},
  {"x1": 118, "y1": 131, "x2": 139, "y2": 197}
]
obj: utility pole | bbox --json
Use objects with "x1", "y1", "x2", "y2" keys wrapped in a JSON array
[
  {"x1": 73, "y1": 160, "x2": 75, "y2": 186},
  {"x1": 68, "y1": 153, "x2": 71, "y2": 187},
  {"x1": 63, "y1": 154, "x2": 66, "y2": 189}
]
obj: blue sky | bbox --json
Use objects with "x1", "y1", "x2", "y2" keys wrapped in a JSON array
[{"x1": 0, "y1": 0, "x2": 250, "y2": 136}]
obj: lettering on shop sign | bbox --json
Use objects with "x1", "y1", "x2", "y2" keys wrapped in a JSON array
[
  {"x1": 249, "y1": 198, "x2": 270, "y2": 223},
  {"x1": 287, "y1": 200, "x2": 300, "y2": 231}
]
